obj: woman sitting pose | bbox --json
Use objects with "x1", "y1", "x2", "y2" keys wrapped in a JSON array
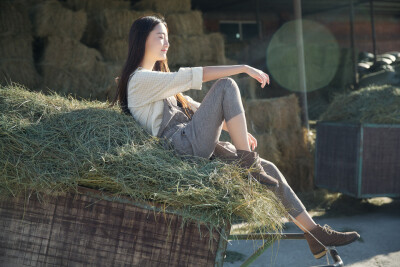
[{"x1": 110, "y1": 14, "x2": 360, "y2": 259}]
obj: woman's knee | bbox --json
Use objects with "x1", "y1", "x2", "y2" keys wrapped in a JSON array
[{"x1": 211, "y1": 77, "x2": 240, "y2": 95}]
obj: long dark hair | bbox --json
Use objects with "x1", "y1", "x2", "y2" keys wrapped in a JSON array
[{"x1": 109, "y1": 14, "x2": 194, "y2": 119}]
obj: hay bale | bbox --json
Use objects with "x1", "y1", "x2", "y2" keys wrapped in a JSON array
[
  {"x1": 65, "y1": 0, "x2": 130, "y2": 11},
  {"x1": 32, "y1": 0, "x2": 87, "y2": 40},
  {"x1": 133, "y1": 0, "x2": 191, "y2": 14},
  {"x1": 38, "y1": 36, "x2": 109, "y2": 99},
  {"x1": 319, "y1": 84, "x2": 400, "y2": 124},
  {"x1": 99, "y1": 36, "x2": 128, "y2": 61},
  {"x1": 83, "y1": 9, "x2": 153, "y2": 48},
  {"x1": 0, "y1": 59, "x2": 40, "y2": 89},
  {"x1": 0, "y1": 84, "x2": 287, "y2": 235},
  {"x1": 244, "y1": 94, "x2": 302, "y2": 133},
  {"x1": 168, "y1": 33, "x2": 226, "y2": 65},
  {"x1": 0, "y1": 35, "x2": 33, "y2": 59},
  {"x1": 0, "y1": 1, "x2": 31, "y2": 36},
  {"x1": 251, "y1": 133, "x2": 281, "y2": 165},
  {"x1": 165, "y1": 11, "x2": 204, "y2": 36},
  {"x1": 0, "y1": 0, "x2": 40, "y2": 89},
  {"x1": 243, "y1": 95, "x2": 314, "y2": 191}
]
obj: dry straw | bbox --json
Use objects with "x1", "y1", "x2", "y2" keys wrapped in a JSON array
[
  {"x1": 319, "y1": 84, "x2": 400, "y2": 123},
  {"x1": 0, "y1": 83, "x2": 288, "y2": 238}
]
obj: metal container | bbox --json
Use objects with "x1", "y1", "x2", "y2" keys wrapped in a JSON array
[{"x1": 315, "y1": 121, "x2": 400, "y2": 198}]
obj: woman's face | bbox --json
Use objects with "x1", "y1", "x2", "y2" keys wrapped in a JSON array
[{"x1": 145, "y1": 23, "x2": 169, "y2": 62}]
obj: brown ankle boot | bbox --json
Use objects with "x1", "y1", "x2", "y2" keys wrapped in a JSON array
[
  {"x1": 236, "y1": 149, "x2": 279, "y2": 187},
  {"x1": 304, "y1": 224, "x2": 360, "y2": 259}
]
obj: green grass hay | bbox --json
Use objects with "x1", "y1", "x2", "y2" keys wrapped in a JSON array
[
  {"x1": 319, "y1": 84, "x2": 400, "y2": 124},
  {"x1": 0, "y1": 83, "x2": 287, "y2": 238}
]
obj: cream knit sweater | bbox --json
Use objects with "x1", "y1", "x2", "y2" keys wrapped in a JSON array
[{"x1": 127, "y1": 66, "x2": 203, "y2": 136}]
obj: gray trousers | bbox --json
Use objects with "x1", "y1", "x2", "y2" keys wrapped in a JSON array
[{"x1": 159, "y1": 77, "x2": 306, "y2": 217}]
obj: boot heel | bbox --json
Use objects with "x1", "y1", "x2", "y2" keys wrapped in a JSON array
[{"x1": 313, "y1": 249, "x2": 327, "y2": 259}]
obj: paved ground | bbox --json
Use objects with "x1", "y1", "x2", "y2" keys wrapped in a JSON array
[{"x1": 223, "y1": 211, "x2": 400, "y2": 267}]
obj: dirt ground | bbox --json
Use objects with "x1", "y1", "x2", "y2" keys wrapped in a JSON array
[{"x1": 223, "y1": 192, "x2": 400, "y2": 267}]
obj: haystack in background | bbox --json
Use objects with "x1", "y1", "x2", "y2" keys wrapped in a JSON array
[
  {"x1": 0, "y1": 1, "x2": 41, "y2": 89},
  {"x1": 243, "y1": 94, "x2": 314, "y2": 192},
  {"x1": 37, "y1": 36, "x2": 109, "y2": 99},
  {"x1": 319, "y1": 84, "x2": 400, "y2": 124},
  {"x1": 32, "y1": 0, "x2": 87, "y2": 40},
  {"x1": 133, "y1": 0, "x2": 191, "y2": 14}
]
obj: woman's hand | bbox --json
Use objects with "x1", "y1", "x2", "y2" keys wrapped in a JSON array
[
  {"x1": 244, "y1": 65, "x2": 270, "y2": 88},
  {"x1": 247, "y1": 132, "x2": 257, "y2": 151}
]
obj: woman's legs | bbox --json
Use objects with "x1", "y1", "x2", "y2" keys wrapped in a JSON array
[
  {"x1": 226, "y1": 113, "x2": 251, "y2": 151},
  {"x1": 293, "y1": 211, "x2": 317, "y2": 232},
  {"x1": 184, "y1": 77, "x2": 246, "y2": 159}
]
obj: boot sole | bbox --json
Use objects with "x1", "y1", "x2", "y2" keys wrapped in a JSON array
[
  {"x1": 313, "y1": 235, "x2": 360, "y2": 259},
  {"x1": 313, "y1": 249, "x2": 328, "y2": 259}
]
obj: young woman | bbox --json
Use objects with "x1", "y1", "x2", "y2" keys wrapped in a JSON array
[{"x1": 110, "y1": 14, "x2": 360, "y2": 259}]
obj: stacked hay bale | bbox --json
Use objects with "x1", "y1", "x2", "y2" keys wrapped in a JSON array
[
  {"x1": 0, "y1": 0, "x2": 41, "y2": 89},
  {"x1": 64, "y1": 1, "x2": 153, "y2": 101},
  {"x1": 31, "y1": 0, "x2": 111, "y2": 100},
  {"x1": 243, "y1": 94, "x2": 314, "y2": 192}
]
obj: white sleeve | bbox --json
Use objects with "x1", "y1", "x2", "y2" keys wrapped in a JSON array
[
  {"x1": 128, "y1": 67, "x2": 203, "y2": 107},
  {"x1": 183, "y1": 94, "x2": 201, "y2": 112}
]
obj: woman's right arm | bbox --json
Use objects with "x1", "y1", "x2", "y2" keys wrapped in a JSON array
[{"x1": 203, "y1": 65, "x2": 270, "y2": 88}]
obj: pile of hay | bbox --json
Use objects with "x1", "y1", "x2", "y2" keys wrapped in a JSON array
[
  {"x1": 319, "y1": 84, "x2": 400, "y2": 124},
  {"x1": 0, "y1": 83, "x2": 287, "y2": 236},
  {"x1": 0, "y1": 0, "x2": 41, "y2": 89},
  {"x1": 243, "y1": 94, "x2": 314, "y2": 192}
]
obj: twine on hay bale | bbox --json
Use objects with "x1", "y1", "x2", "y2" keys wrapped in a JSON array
[
  {"x1": 0, "y1": 84, "x2": 287, "y2": 236},
  {"x1": 165, "y1": 11, "x2": 204, "y2": 36},
  {"x1": 38, "y1": 36, "x2": 109, "y2": 99},
  {"x1": 244, "y1": 94, "x2": 314, "y2": 192},
  {"x1": 133, "y1": 0, "x2": 191, "y2": 14},
  {"x1": 32, "y1": 0, "x2": 87, "y2": 40},
  {"x1": 319, "y1": 84, "x2": 400, "y2": 124},
  {"x1": 0, "y1": 0, "x2": 40, "y2": 89}
]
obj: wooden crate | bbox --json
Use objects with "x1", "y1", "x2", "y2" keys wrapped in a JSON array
[
  {"x1": 315, "y1": 121, "x2": 400, "y2": 198},
  {"x1": 0, "y1": 186, "x2": 229, "y2": 266}
]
